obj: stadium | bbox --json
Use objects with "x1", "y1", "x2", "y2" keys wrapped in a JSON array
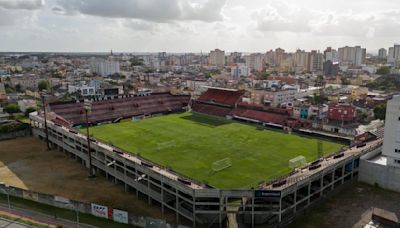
[{"x1": 29, "y1": 88, "x2": 383, "y2": 227}]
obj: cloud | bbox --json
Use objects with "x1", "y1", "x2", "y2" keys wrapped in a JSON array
[
  {"x1": 53, "y1": 0, "x2": 227, "y2": 23},
  {"x1": 0, "y1": 0, "x2": 44, "y2": 10},
  {"x1": 313, "y1": 11, "x2": 400, "y2": 38},
  {"x1": 253, "y1": 1, "x2": 315, "y2": 33}
]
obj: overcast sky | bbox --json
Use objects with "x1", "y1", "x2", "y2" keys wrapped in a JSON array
[{"x1": 0, "y1": 0, "x2": 399, "y2": 53}]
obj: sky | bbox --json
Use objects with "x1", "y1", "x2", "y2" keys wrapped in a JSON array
[{"x1": 0, "y1": 0, "x2": 399, "y2": 53}]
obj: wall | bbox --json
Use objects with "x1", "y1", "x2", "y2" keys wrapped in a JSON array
[
  {"x1": 0, "y1": 184, "x2": 186, "y2": 228},
  {"x1": 359, "y1": 150, "x2": 400, "y2": 192}
]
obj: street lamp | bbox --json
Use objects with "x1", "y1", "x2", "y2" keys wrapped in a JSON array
[
  {"x1": 83, "y1": 99, "x2": 95, "y2": 178},
  {"x1": 0, "y1": 183, "x2": 12, "y2": 211}
]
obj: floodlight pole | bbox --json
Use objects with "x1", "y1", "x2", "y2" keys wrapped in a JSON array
[
  {"x1": 41, "y1": 92, "x2": 50, "y2": 150},
  {"x1": 84, "y1": 100, "x2": 95, "y2": 178}
]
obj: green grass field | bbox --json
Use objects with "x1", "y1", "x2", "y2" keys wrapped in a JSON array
[{"x1": 86, "y1": 112, "x2": 343, "y2": 189}]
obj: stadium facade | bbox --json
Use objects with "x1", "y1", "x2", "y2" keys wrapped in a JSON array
[{"x1": 29, "y1": 90, "x2": 383, "y2": 227}]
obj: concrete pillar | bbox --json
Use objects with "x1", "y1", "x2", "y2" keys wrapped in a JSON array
[
  {"x1": 175, "y1": 189, "x2": 179, "y2": 224},
  {"x1": 192, "y1": 189, "x2": 196, "y2": 228},
  {"x1": 307, "y1": 182, "x2": 311, "y2": 205},
  {"x1": 341, "y1": 164, "x2": 345, "y2": 184},
  {"x1": 161, "y1": 182, "x2": 165, "y2": 215},
  {"x1": 293, "y1": 190, "x2": 297, "y2": 213}
]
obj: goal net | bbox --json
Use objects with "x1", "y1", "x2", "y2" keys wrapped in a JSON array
[
  {"x1": 212, "y1": 158, "x2": 232, "y2": 172},
  {"x1": 289, "y1": 156, "x2": 306, "y2": 169}
]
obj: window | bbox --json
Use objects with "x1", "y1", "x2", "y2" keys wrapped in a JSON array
[{"x1": 395, "y1": 159, "x2": 400, "y2": 164}]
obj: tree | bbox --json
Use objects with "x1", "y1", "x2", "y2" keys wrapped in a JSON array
[
  {"x1": 373, "y1": 103, "x2": 386, "y2": 120},
  {"x1": 130, "y1": 56, "x2": 144, "y2": 66},
  {"x1": 15, "y1": 84, "x2": 22, "y2": 92},
  {"x1": 376, "y1": 66, "x2": 390, "y2": 75},
  {"x1": 4, "y1": 103, "x2": 20, "y2": 114},
  {"x1": 340, "y1": 76, "x2": 350, "y2": 85},
  {"x1": 38, "y1": 80, "x2": 50, "y2": 91},
  {"x1": 24, "y1": 107, "x2": 37, "y2": 117}
]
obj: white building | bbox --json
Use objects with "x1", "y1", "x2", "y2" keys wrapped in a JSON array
[
  {"x1": 382, "y1": 95, "x2": 400, "y2": 167},
  {"x1": 359, "y1": 95, "x2": 400, "y2": 192},
  {"x1": 17, "y1": 99, "x2": 36, "y2": 112},
  {"x1": 68, "y1": 84, "x2": 97, "y2": 96},
  {"x1": 90, "y1": 59, "x2": 120, "y2": 76},
  {"x1": 209, "y1": 49, "x2": 225, "y2": 68},
  {"x1": 231, "y1": 64, "x2": 251, "y2": 78},
  {"x1": 264, "y1": 89, "x2": 297, "y2": 107}
]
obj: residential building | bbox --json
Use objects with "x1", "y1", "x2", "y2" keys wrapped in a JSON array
[
  {"x1": 293, "y1": 50, "x2": 310, "y2": 72},
  {"x1": 338, "y1": 45, "x2": 366, "y2": 67},
  {"x1": 244, "y1": 53, "x2": 264, "y2": 72},
  {"x1": 309, "y1": 50, "x2": 324, "y2": 72},
  {"x1": 209, "y1": 49, "x2": 225, "y2": 68},
  {"x1": 17, "y1": 99, "x2": 36, "y2": 112},
  {"x1": 264, "y1": 89, "x2": 297, "y2": 107},
  {"x1": 231, "y1": 64, "x2": 251, "y2": 78},
  {"x1": 378, "y1": 48, "x2": 387, "y2": 59},
  {"x1": 328, "y1": 103, "x2": 356, "y2": 122},
  {"x1": 90, "y1": 59, "x2": 120, "y2": 76}
]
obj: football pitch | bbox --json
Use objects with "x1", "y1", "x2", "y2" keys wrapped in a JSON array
[{"x1": 86, "y1": 112, "x2": 343, "y2": 189}]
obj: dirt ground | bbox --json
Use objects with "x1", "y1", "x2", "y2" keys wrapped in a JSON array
[
  {"x1": 0, "y1": 137, "x2": 177, "y2": 223},
  {"x1": 289, "y1": 182, "x2": 400, "y2": 228}
]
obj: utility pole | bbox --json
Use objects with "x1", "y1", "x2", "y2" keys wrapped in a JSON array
[
  {"x1": 84, "y1": 99, "x2": 95, "y2": 178},
  {"x1": 41, "y1": 92, "x2": 50, "y2": 150}
]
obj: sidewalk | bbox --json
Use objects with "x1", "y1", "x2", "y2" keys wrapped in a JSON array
[{"x1": 0, "y1": 203, "x2": 95, "y2": 228}]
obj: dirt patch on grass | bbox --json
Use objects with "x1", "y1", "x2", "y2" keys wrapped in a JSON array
[{"x1": 0, "y1": 137, "x2": 176, "y2": 223}]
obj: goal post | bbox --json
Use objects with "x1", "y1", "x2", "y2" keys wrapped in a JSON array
[
  {"x1": 212, "y1": 158, "x2": 232, "y2": 172},
  {"x1": 289, "y1": 156, "x2": 306, "y2": 169}
]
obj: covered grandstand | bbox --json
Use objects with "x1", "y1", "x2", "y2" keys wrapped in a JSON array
[
  {"x1": 48, "y1": 93, "x2": 190, "y2": 126},
  {"x1": 192, "y1": 87, "x2": 302, "y2": 128}
]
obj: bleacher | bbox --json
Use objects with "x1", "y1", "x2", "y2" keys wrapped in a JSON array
[
  {"x1": 197, "y1": 88, "x2": 243, "y2": 106},
  {"x1": 192, "y1": 103, "x2": 232, "y2": 117},
  {"x1": 230, "y1": 109, "x2": 288, "y2": 126},
  {"x1": 49, "y1": 93, "x2": 190, "y2": 125}
]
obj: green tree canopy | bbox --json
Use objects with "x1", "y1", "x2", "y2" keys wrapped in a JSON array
[
  {"x1": 38, "y1": 80, "x2": 50, "y2": 92},
  {"x1": 376, "y1": 66, "x2": 390, "y2": 75},
  {"x1": 373, "y1": 103, "x2": 386, "y2": 120},
  {"x1": 4, "y1": 103, "x2": 20, "y2": 114}
]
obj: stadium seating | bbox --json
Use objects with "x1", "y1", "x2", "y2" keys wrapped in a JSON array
[
  {"x1": 192, "y1": 103, "x2": 232, "y2": 117},
  {"x1": 198, "y1": 88, "x2": 243, "y2": 106},
  {"x1": 49, "y1": 93, "x2": 190, "y2": 125}
]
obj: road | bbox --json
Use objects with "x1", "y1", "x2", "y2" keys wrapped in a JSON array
[{"x1": 0, "y1": 203, "x2": 95, "y2": 228}]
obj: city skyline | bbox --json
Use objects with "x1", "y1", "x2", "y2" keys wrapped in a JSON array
[{"x1": 1, "y1": 0, "x2": 400, "y2": 53}]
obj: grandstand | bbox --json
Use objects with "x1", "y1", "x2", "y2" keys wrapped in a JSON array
[
  {"x1": 48, "y1": 93, "x2": 190, "y2": 126},
  {"x1": 193, "y1": 87, "x2": 302, "y2": 129}
]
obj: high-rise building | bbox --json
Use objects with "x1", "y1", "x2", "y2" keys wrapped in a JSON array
[
  {"x1": 382, "y1": 95, "x2": 400, "y2": 167},
  {"x1": 209, "y1": 49, "x2": 225, "y2": 67},
  {"x1": 386, "y1": 44, "x2": 400, "y2": 66},
  {"x1": 324, "y1": 47, "x2": 339, "y2": 62},
  {"x1": 90, "y1": 59, "x2": 120, "y2": 76},
  {"x1": 309, "y1": 50, "x2": 324, "y2": 72},
  {"x1": 338, "y1": 45, "x2": 366, "y2": 67},
  {"x1": 245, "y1": 53, "x2": 264, "y2": 72},
  {"x1": 226, "y1": 52, "x2": 242, "y2": 65},
  {"x1": 293, "y1": 49, "x2": 310, "y2": 72},
  {"x1": 378, "y1": 48, "x2": 387, "y2": 59}
]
